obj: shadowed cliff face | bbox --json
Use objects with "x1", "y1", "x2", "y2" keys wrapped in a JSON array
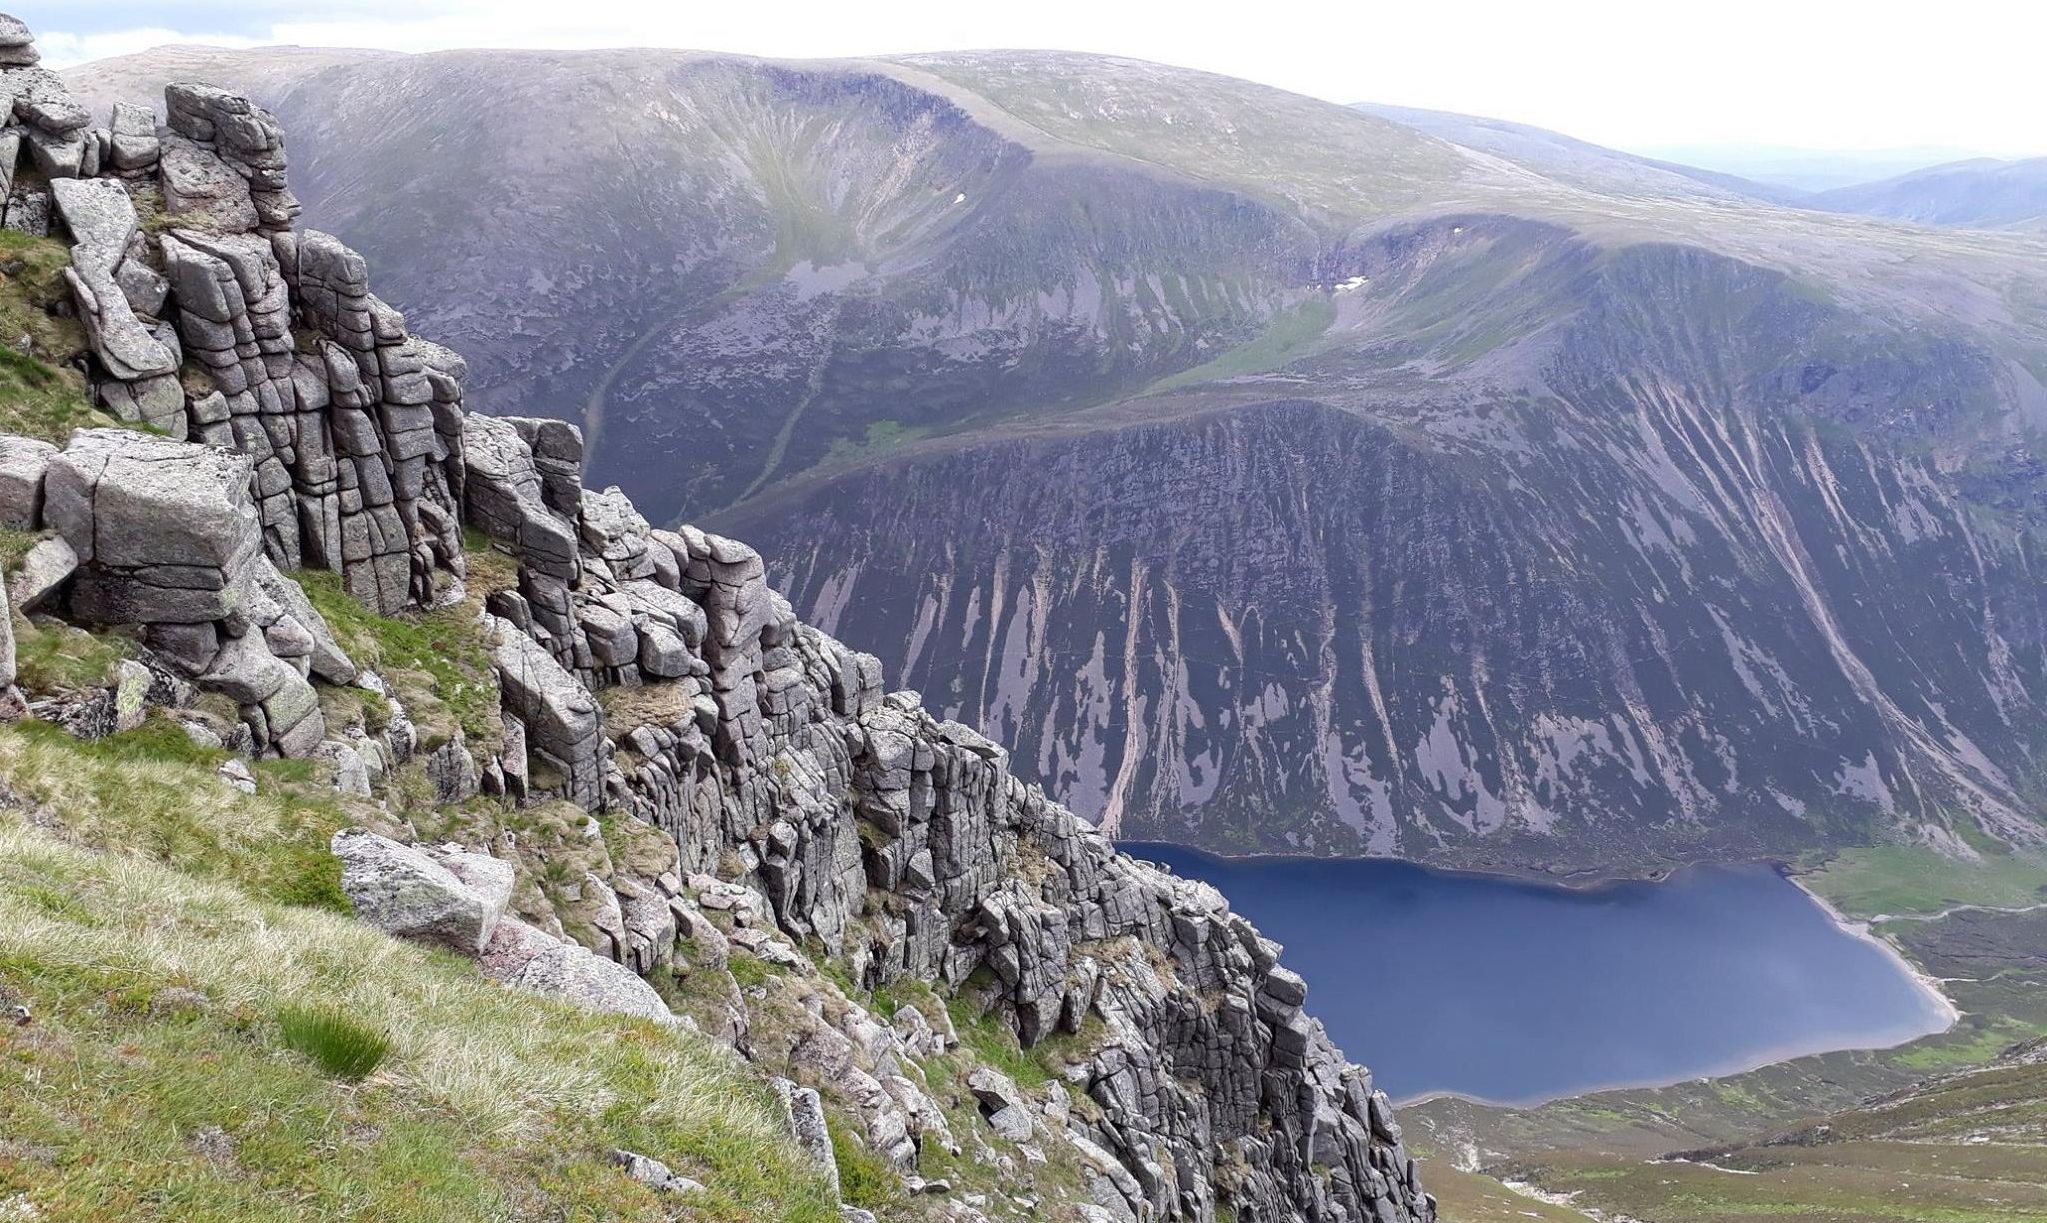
[
  {"x1": 65, "y1": 46, "x2": 2047, "y2": 870},
  {"x1": 727, "y1": 234, "x2": 2047, "y2": 872}
]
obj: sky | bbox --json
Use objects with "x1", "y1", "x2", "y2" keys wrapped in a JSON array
[{"x1": 22, "y1": 0, "x2": 2047, "y2": 159}]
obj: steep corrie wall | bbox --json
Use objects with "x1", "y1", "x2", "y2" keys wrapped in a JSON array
[{"x1": 728, "y1": 232, "x2": 2047, "y2": 873}]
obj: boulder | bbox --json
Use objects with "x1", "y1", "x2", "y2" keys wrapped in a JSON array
[
  {"x1": 330, "y1": 829, "x2": 513, "y2": 954},
  {"x1": 0, "y1": 436, "x2": 55, "y2": 529},
  {"x1": 15, "y1": 90, "x2": 86, "y2": 136},
  {"x1": 8, "y1": 534, "x2": 76, "y2": 614},
  {"x1": 608, "y1": 1149, "x2": 703, "y2": 1197},
  {"x1": 0, "y1": 12, "x2": 38, "y2": 66},
  {"x1": 318, "y1": 739, "x2": 373, "y2": 797},
  {"x1": 968, "y1": 1067, "x2": 1035, "y2": 1141},
  {"x1": 107, "y1": 101, "x2": 160, "y2": 172},
  {"x1": 112, "y1": 658, "x2": 150, "y2": 732},
  {"x1": 46, "y1": 430, "x2": 261, "y2": 624},
  {"x1": 498, "y1": 920, "x2": 678, "y2": 1025},
  {"x1": 2, "y1": 186, "x2": 48, "y2": 236},
  {"x1": 26, "y1": 131, "x2": 84, "y2": 181}
]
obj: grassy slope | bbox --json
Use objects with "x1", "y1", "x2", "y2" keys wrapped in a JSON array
[
  {"x1": 0, "y1": 719, "x2": 840, "y2": 1223},
  {"x1": 1527, "y1": 1044, "x2": 2047, "y2": 1223},
  {"x1": 0, "y1": 823, "x2": 838, "y2": 1223}
]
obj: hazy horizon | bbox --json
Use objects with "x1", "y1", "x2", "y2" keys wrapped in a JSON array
[{"x1": 26, "y1": 1, "x2": 2047, "y2": 162}]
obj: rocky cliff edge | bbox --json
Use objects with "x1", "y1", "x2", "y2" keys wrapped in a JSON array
[{"x1": 0, "y1": 16, "x2": 1431, "y2": 1223}]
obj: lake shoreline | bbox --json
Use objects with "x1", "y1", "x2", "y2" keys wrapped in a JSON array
[
  {"x1": 1392, "y1": 874, "x2": 1963, "y2": 1111},
  {"x1": 1115, "y1": 839, "x2": 1684, "y2": 893},
  {"x1": 1126, "y1": 839, "x2": 1964, "y2": 1108},
  {"x1": 1779, "y1": 870, "x2": 1964, "y2": 1033}
]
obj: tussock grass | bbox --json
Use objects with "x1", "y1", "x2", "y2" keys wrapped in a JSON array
[
  {"x1": 827, "y1": 1113, "x2": 901, "y2": 1211},
  {"x1": 601, "y1": 680, "x2": 696, "y2": 738},
  {"x1": 277, "y1": 1003, "x2": 392, "y2": 1081},
  {"x1": 8, "y1": 616, "x2": 134, "y2": 694},
  {"x1": 0, "y1": 819, "x2": 841, "y2": 1222}
]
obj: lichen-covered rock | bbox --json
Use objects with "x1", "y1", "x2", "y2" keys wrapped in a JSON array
[
  {"x1": 481, "y1": 914, "x2": 676, "y2": 1024},
  {"x1": 0, "y1": 435, "x2": 54, "y2": 530},
  {"x1": 0, "y1": 12, "x2": 38, "y2": 67},
  {"x1": 331, "y1": 829, "x2": 513, "y2": 954}
]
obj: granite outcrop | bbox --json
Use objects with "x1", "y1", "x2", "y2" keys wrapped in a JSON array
[{"x1": 0, "y1": 20, "x2": 1431, "y2": 1223}]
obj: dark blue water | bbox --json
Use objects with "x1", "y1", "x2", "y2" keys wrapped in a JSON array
[{"x1": 1129, "y1": 846, "x2": 1953, "y2": 1104}]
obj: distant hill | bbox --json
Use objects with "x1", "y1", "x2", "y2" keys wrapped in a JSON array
[
  {"x1": 1360, "y1": 104, "x2": 2045, "y2": 234},
  {"x1": 1627, "y1": 143, "x2": 1990, "y2": 192},
  {"x1": 1352, "y1": 102, "x2": 1809, "y2": 205},
  {"x1": 1810, "y1": 156, "x2": 2047, "y2": 230}
]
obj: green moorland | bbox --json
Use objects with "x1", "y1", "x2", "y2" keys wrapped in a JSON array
[
  {"x1": 0, "y1": 722, "x2": 841, "y2": 1223},
  {"x1": 1409, "y1": 844, "x2": 2047, "y2": 1223}
]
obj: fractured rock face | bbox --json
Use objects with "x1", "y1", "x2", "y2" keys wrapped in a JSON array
[
  {"x1": 14, "y1": 63, "x2": 469, "y2": 618},
  {"x1": 163, "y1": 81, "x2": 298, "y2": 230},
  {"x1": 49, "y1": 178, "x2": 178, "y2": 384},
  {"x1": 45, "y1": 429, "x2": 262, "y2": 623},
  {"x1": 464, "y1": 414, "x2": 580, "y2": 581},
  {"x1": 39, "y1": 431, "x2": 351, "y2": 755},
  {"x1": 488, "y1": 616, "x2": 604, "y2": 808}
]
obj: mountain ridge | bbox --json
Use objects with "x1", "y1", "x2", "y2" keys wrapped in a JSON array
[{"x1": 58, "y1": 41, "x2": 2047, "y2": 872}]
